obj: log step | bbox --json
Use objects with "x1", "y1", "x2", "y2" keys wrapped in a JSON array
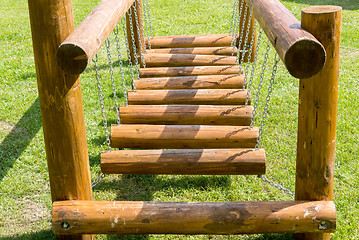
[
  {"x1": 101, "y1": 148, "x2": 265, "y2": 175},
  {"x1": 134, "y1": 74, "x2": 244, "y2": 90},
  {"x1": 110, "y1": 124, "x2": 258, "y2": 149},
  {"x1": 119, "y1": 105, "x2": 253, "y2": 125},
  {"x1": 128, "y1": 89, "x2": 249, "y2": 105},
  {"x1": 144, "y1": 53, "x2": 237, "y2": 67},
  {"x1": 146, "y1": 47, "x2": 237, "y2": 56},
  {"x1": 52, "y1": 200, "x2": 336, "y2": 235},
  {"x1": 139, "y1": 65, "x2": 242, "y2": 78},
  {"x1": 146, "y1": 34, "x2": 236, "y2": 49}
]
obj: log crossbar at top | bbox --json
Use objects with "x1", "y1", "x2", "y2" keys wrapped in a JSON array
[
  {"x1": 245, "y1": 0, "x2": 326, "y2": 78},
  {"x1": 56, "y1": 0, "x2": 136, "y2": 75}
]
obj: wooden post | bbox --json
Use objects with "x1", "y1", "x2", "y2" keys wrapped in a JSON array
[
  {"x1": 295, "y1": 5, "x2": 342, "y2": 240},
  {"x1": 27, "y1": 0, "x2": 93, "y2": 239},
  {"x1": 238, "y1": 0, "x2": 257, "y2": 62},
  {"x1": 126, "y1": 0, "x2": 145, "y2": 65}
]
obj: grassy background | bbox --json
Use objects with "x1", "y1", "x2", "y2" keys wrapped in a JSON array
[{"x1": 0, "y1": 0, "x2": 358, "y2": 239}]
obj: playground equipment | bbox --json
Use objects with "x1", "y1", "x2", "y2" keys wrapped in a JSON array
[{"x1": 27, "y1": 0, "x2": 341, "y2": 239}]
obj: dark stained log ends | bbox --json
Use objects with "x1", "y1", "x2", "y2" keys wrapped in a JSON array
[
  {"x1": 52, "y1": 200, "x2": 336, "y2": 235},
  {"x1": 101, "y1": 148, "x2": 265, "y2": 175},
  {"x1": 56, "y1": 0, "x2": 136, "y2": 75},
  {"x1": 245, "y1": 0, "x2": 326, "y2": 79}
]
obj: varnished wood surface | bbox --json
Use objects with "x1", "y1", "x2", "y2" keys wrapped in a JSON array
[
  {"x1": 101, "y1": 148, "x2": 265, "y2": 175},
  {"x1": 119, "y1": 105, "x2": 253, "y2": 125},
  {"x1": 110, "y1": 124, "x2": 259, "y2": 149},
  {"x1": 52, "y1": 200, "x2": 336, "y2": 235},
  {"x1": 146, "y1": 47, "x2": 237, "y2": 56}
]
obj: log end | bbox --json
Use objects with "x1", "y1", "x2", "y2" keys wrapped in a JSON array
[
  {"x1": 56, "y1": 43, "x2": 89, "y2": 75},
  {"x1": 285, "y1": 39, "x2": 326, "y2": 79}
]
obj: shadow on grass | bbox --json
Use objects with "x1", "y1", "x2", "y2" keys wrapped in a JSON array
[
  {"x1": 283, "y1": 0, "x2": 359, "y2": 10},
  {"x1": 1, "y1": 229, "x2": 56, "y2": 240},
  {"x1": 0, "y1": 98, "x2": 42, "y2": 182}
]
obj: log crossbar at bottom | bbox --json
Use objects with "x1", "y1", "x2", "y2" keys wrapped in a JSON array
[{"x1": 52, "y1": 200, "x2": 336, "y2": 235}]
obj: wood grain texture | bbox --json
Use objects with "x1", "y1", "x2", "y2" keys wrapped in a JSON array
[
  {"x1": 145, "y1": 34, "x2": 235, "y2": 48},
  {"x1": 110, "y1": 124, "x2": 259, "y2": 149},
  {"x1": 101, "y1": 148, "x2": 265, "y2": 175},
  {"x1": 56, "y1": 0, "x2": 135, "y2": 75},
  {"x1": 52, "y1": 200, "x2": 336, "y2": 235},
  {"x1": 144, "y1": 53, "x2": 237, "y2": 67},
  {"x1": 27, "y1": 0, "x2": 93, "y2": 239},
  {"x1": 134, "y1": 74, "x2": 244, "y2": 90},
  {"x1": 127, "y1": 89, "x2": 249, "y2": 105},
  {"x1": 295, "y1": 6, "x2": 342, "y2": 240},
  {"x1": 139, "y1": 65, "x2": 242, "y2": 78},
  {"x1": 146, "y1": 47, "x2": 237, "y2": 55},
  {"x1": 245, "y1": 0, "x2": 326, "y2": 78},
  {"x1": 119, "y1": 105, "x2": 253, "y2": 125}
]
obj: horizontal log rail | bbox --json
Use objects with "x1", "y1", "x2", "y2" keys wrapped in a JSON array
[
  {"x1": 245, "y1": 0, "x2": 326, "y2": 78},
  {"x1": 56, "y1": 0, "x2": 135, "y2": 75},
  {"x1": 52, "y1": 200, "x2": 336, "y2": 235}
]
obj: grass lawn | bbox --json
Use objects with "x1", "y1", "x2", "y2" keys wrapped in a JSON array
[{"x1": 0, "y1": 0, "x2": 358, "y2": 239}]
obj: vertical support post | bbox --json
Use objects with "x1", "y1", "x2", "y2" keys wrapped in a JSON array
[
  {"x1": 239, "y1": 0, "x2": 257, "y2": 62},
  {"x1": 126, "y1": 0, "x2": 145, "y2": 65},
  {"x1": 27, "y1": 0, "x2": 93, "y2": 239},
  {"x1": 295, "y1": 6, "x2": 342, "y2": 240}
]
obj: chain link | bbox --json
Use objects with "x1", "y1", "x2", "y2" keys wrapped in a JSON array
[
  {"x1": 133, "y1": 0, "x2": 146, "y2": 67},
  {"x1": 144, "y1": 0, "x2": 154, "y2": 39},
  {"x1": 92, "y1": 173, "x2": 105, "y2": 188},
  {"x1": 231, "y1": 0, "x2": 241, "y2": 54},
  {"x1": 121, "y1": 18, "x2": 137, "y2": 91},
  {"x1": 114, "y1": 26, "x2": 129, "y2": 106},
  {"x1": 250, "y1": 41, "x2": 271, "y2": 128},
  {"x1": 105, "y1": 39, "x2": 121, "y2": 124},
  {"x1": 229, "y1": 0, "x2": 239, "y2": 35},
  {"x1": 242, "y1": 20, "x2": 257, "y2": 92},
  {"x1": 236, "y1": 4, "x2": 248, "y2": 66},
  {"x1": 126, "y1": 9, "x2": 140, "y2": 90},
  {"x1": 93, "y1": 55, "x2": 111, "y2": 151},
  {"x1": 142, "y1": 0, "x2": 152, "y2": 50},
  {"x1": 258, "y1": 175, "x2": 294, "y2": 196}
]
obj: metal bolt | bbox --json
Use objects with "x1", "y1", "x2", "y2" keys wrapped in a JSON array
[
  {"x1": 61, "y1": 221, "x2": 70, "y2": 229},
  {"x1": 318, "y1": 220, "x2": 329, "y2": 230}
]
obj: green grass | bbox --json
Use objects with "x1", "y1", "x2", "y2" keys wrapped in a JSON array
[{"x1": 0, "y1": 0, "x2": 358, "y2": 239}]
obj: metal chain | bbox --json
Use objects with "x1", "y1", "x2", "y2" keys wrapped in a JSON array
[
  {"x1": 144, "y1": 0, "x2": 154, "y2": 39},
  {"x1": 245, "y1": 29, "x2": 263, "y2": 106},
  {"x1": 114, "y1": 26, "x2": 129, "y2": 106},
  {"x1": 231, "y1": 0, "x2": 241, "y2": 54},
  {"x1": 93, "y1": 55, "x2": 111, "y2": 151},
  {"x1": 121, "y1": 18, "x2": 137, "y2": 91},
  {"x1": 242, "y1": 20, "x2": 257, "y2": 92},
  {"x1": 250, "y1": 41, "x2": 271, "y2": 128},
  {"x1": 229, "y1": 0, "x2": 239, "y2": 35},
  {"x1": 126, "y1": 9, "x2": 140, "y2": 90},
  {"x1": 105, "y1": 38, "x2": 121, "y2": 124},
  {"x1": 133, "y1": 0, "x2": 146, "y2": 67},
  {"x1": 258, "y1": 175, "x2": 294, "y2": 196},
  {"x1": 255, "y1": 53, "x2": 280, "y2": 149},
  {"x1": 239, "y1": 10, "x2": 253, "y2": 89},
  {"x1": 136, "y1": 0, "x2": 147, "y2": 54},
  {"x1": 142, "y1": 0, "x2": 152, "y2": 50},
  {"x1": 236, "y1": 4, "x2": 249, "y2": 66},
  {"x1": 92, "y1": 173, "x2": 105, "y2": 188}
]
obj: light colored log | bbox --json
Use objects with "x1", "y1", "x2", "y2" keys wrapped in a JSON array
[
  {"x1": 101, "y1": 148, "x2": 265, "y2": 175},
  {"x1": 139, "y1": 65, "x2": 242, "y2": 78},
  {"x1": 245, "y1": 0, "x2": 326, "y2": 78},
  {"x1": 144, "y1": 53, "x2": 237, "y2": 67},
  {"x1": 119, "y1": 105, "x2": 253, "y2": 125},
  {"x1": 295, "y1": 6, "x2": 342, "y2": 240},
  {"x1": 145, "y1": 34, "x2": 235, "y2": 48},
  {"x1": 28, "y1": 0, "x2": 93, "y2": 239},
  {"x1": 110, "y1": 124, "x2": 259, "y2": 149},
  {"x1": 134, "y1": 74, "x2": 244, "y2": 90},
  {"x1": 128, "y1": 89, "x2": 249, "y2": 105},
  {"x1": 56, "y1": 0, "x2": 135, "y2": 75},
  {"x1": 146, "y1": 47, "x2": 237, "y2": 56},
  {"x1": 53, "y1": 200, "x2": 336, "y2": 235}
]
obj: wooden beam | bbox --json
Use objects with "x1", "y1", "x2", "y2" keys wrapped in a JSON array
[
  {"x1": 295, "y1": 6, "x2": 342, "y2": 240},
  {"x1": 139, "y1": 65, "x2": 242, "y2": 78},
  {"x1": 53, "y1": 200, "x2": 336, "y2": 235},
  {"x1": 27, "y1": 0, "x2": 93, "y2": 239},
  {"x1": 244, "y1": 0, "x2": 326, "y2": 78},
  {"x1": 146, "y1": 47, "x2": 237, "y2": 56},
  {"x1": 145, "y1": 34, "x2": 235, "y2": 48},
  {"x1": 56, "y1": 0, "x2": 135, "y2": 75},
  {"x1": 119, "y1": 105, "x2": 253, "y2": 125},
  {"x1": 110, "y1": 124, "x2": 259, "y2": 149},
  {"x1": 134, "y1": 74, "x2": 244, "y2": 90},
  {"x1": 144, "y1": 53, "x2": 237, "y2": 67},
  {"x1": 128, "y1": 89, "x2": 249, "y2": 105},
  {"x1": 101, "y1": 148, "x2": 265, "y2": 175}
]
